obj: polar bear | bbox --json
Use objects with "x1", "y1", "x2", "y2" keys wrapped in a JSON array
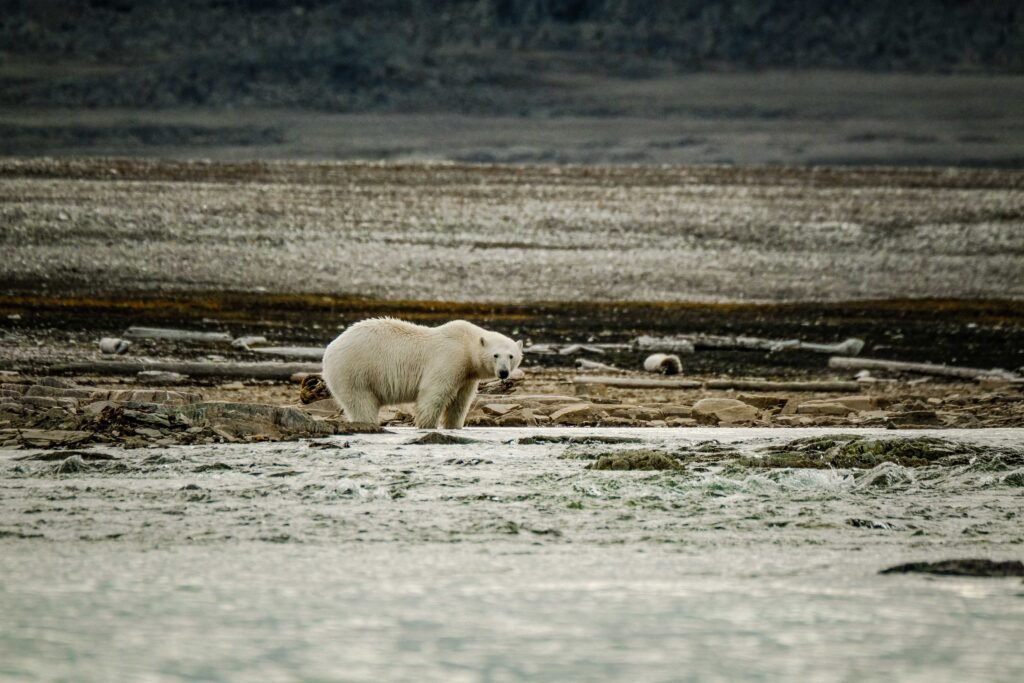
[{"x1": 321, "y1": 318, "x2": 523, "y2": 429}]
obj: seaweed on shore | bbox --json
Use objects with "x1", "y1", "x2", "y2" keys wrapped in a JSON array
[
  {"x1": 747, "y1": 434, "x2": 1019, "y2": 469},
  {"x1": 562, "y1": 448, "x2": 683, "y2": 471}
]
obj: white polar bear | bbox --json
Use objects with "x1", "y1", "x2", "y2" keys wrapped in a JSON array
[{"x1": 321, "y1": 318, "x2": 523, "y2": 429}]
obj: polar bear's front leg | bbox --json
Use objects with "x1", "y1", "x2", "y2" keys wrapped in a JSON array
[
  {"x1": 441, "y1": 380, "x2": 479, "y2": 429},
  {"x1": 414, "y1": 374, "x2": 462, "y2": 429}
]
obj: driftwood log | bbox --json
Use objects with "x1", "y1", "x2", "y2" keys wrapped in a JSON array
[
  {"x1": 829, "y1": 356, "x2": 1021, "y2": 381},
  {"x1": 49, "y1": 360, "x2": 322, "y2": 381},
  {"x1": 249, "y1": 346, "x2": 326, "y2": 360},
  {"x1": 572, "y1": 376, "x2": 703, "y2": 390},
  {"x1": 635, "y1": 334, "x2": 864, "y2": 356},
  {"x1": 643, "y1": 353, "x2": 682, "y2": 375},
  {"x1": 123, "y1": 327, "x2": 232, "y2": 343},
  {"x1": 573, "y1": 375, "x2": 861, "y2": 392},
  {"x1": 703, "y1": 379, "x2": 861, "y2": 392},
  {"x1": 576, "y1": 358, "x2": 619, "y2": 372}
]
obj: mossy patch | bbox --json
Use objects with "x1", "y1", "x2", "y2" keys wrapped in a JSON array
[
  {"x1": 747, "y1": 435, "x2": 987, "y2": 469},
  {"x1": 586, "y1": 449, "x2": 683, "y2": 471}
]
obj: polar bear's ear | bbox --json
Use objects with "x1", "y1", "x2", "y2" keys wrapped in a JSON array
[
  {"x1": 480, "y1": 336, "x2": 486, "y2": 347},
  {"x1": 516, "y1": 340, "x2": 523, "y2": 351}
]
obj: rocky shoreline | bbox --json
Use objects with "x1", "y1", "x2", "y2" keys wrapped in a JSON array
[{"x1": 2, "y1": 365, "x2": 1021, "y2": 452}]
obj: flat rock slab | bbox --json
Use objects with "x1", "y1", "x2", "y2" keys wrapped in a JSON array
[
  {"x1": 517, "y1": 434, "x2": 642, "y2": 445},
  {"x1": 407, "y1": 432, "x2": 478, "y2": 445},
  {"x1": 692, "y1": 398, "x2": 760, "y2": 425},
  {"x1": 880, "y1": 559, "x2": 1024, "y2": 577}
]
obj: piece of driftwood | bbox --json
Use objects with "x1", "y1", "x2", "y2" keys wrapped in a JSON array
[
  {"x1": 249, "y1": 346, "x2": 325, "y2": 360},
  {"x1": 576, "y1": 358, "x2": 619, "y2": 372},
  {"x1": 704, "y1": 379, "x2": 861, "y2": 392},
  {"x1": 524, "y1": 344, "x2": 558, "y2": 355},
  {"x1": 635, "y1": 334, "x2": 864, "y2": 356},
  {"x1": 98, "y1": 337, "x2": 131, "y2": 354},
  {"x1": 123, "y1": 327, "x2": 232, "y2": 343},
  {"x1": 573, "y1": 376, "x2": 861, "y2": 392},
  {"x1": 478, "y1": 368, "x2": 526, "y2": 394},
  {"x1": 572, "y1": 376, "x2": 703, "y2": 390},
  {"x1": 232, "y1": 335, "x2": 268, "y2": 350},
  {"x1": 829, "y1": 356, "x2": 1020, "y2": 381},
  {"x1": 643, "y1": 353, "x2": 682, "y2": 375},
  {"x1": 633, "y1": 336, "x2": 696, "y2": 355},
  {"x1": 299, "y1": 375, "x2": 331, "y2": 404},
  {"x1": 559, "y1": 344, "x2": 605, "y2": 356},
  {"x1": 50, "y1": 360, "x2": 322, "y2": 380}
]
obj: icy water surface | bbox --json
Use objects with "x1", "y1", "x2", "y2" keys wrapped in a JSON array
[{"x1": 2, "y1": 428, "x2": 1023, "y2": 682}]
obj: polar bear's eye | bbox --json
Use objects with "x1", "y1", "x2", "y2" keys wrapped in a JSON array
[{"x1": 493, "y1": 354, "x2": 498, "y2": 358}]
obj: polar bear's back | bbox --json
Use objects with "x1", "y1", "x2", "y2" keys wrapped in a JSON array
[{"x1": 322, "y1": 317, "x2": 474, "y2": 406}]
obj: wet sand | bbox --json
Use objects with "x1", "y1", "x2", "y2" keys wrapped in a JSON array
[{"x1": 2, "y1": 158, "x2": 1023, "y2": 303}]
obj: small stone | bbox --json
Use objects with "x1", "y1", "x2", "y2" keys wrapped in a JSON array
[
  {"x1": 82, "y1": 400, "x2": 118, "y2": 416},
  {"x1": 796, "y1": 401, "x2": 854, "y2": 417},
  {"x1": 482, "y1": 403, "x2": 519, "y2": 416}
]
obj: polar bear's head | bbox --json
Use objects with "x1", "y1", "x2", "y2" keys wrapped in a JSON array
[{"x1": 479, "y1": 332, "x2": 523, "y2": 380}]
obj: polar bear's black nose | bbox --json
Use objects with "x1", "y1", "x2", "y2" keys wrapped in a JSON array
[{"x1": 499, "y1": 370, "x2": 509, "y2": 379}]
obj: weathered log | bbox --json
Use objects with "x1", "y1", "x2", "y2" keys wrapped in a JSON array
[
  {"x1": 573, "y1": 376, "x2": 861, "y2": 392},
  {"x1": 98, "y1": 337, "x2": 131, "y2": 354},
  {"x1": 49, "y1": 360, "x2": 322, "y2": 380},
  {"x1": 635, "y1": 334, "x2": 864, "y2": 356},
  {"x1": 559, "y1": 344, "x2": 605, "y2": 356},
  {"x1": 704, "y1": 379, "x2": 861, "y2": 392},
  {"x1": 829, "y1": 356, "x2": 1020, "y2": 381},
  {"x1": 249, "y1": 346, "x2": 325, "y2": 360},
  {"x1": 577, "y1": 358, "x2": 619, "y2": 372},
  {"x1": 643, "y1": 353, "x2": 682, "y2": 375},
  {"x1": 123, "y1": 326, "x2": 232, "y2": 343},
  {"x1": 572, "y1": 376, "x2": 703, "y2": 390},
  {"x1": 524, "y1": 343, "x2": 558, "y2": 355},
  {"x1": 633, "y1": 336, "x2": 696, "y2": 355}
]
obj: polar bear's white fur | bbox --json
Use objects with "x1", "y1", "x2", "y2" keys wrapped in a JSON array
[{"x1": 321, "y1": 318, "x2": 523, "y2": 429}]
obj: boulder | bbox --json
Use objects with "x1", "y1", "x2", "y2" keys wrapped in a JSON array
[{"x1": 692, "y1": 398, "x2": 759, "y2": 425}]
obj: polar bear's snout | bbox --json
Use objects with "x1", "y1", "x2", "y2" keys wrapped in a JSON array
[{"x1": 499, "y1": 369, "x2": 509, "y2": 380}]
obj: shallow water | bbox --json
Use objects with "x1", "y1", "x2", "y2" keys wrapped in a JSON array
[{"x1": 2, "y1": 428, "x2": 1023, "y2": 682}]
